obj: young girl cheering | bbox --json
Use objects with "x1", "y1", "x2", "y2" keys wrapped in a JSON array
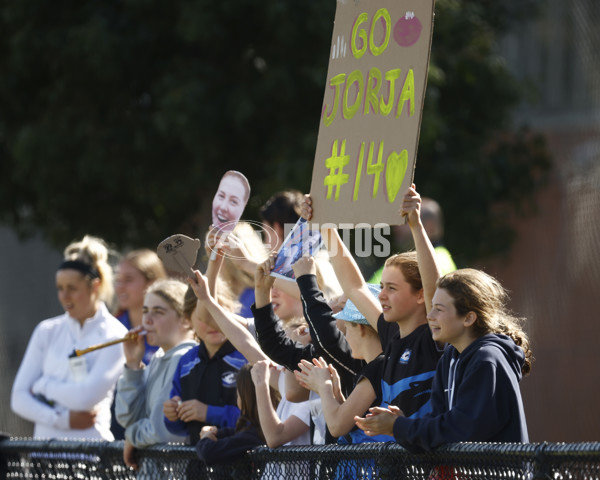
[
  {"x1": 355, "y1": 269, "x2": 533, "y2": 451},
  {"x1": 302, "y1": 185, "x2": 444, "y2": 422}
]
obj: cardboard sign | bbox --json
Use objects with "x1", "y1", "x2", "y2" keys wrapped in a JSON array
[
  {"x1": 270, "y1": 218, "x2": 323, "y2": 282},
  {"x1": 157, "y1": 234, "x2": 201, "y2": 279},
  {"x1": 309, "y1": 0, "x2": 435, "y2": 226}
]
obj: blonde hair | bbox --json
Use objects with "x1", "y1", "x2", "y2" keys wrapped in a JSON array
[
  {"x1": 121, "y1": 249, "x2": 167, "y2": 284},
  {"x1": 345, "y1": 321, "x2": 378, "y2": 339},
  {"x1": 281, "y1": 316, "x2": 308, "y2": 331},
  {"x1": 146, "y1": 279, "x2": 188, "y2": 318},
  {"x1": 437, "y1": 269, "x2": 533, "y2": 375},
  {"x1": 63, "y1": 235, "x2": 115, "y2": 304},
  {"x1": 221, "y1": 222, "x2": 267, "y2": 297},
  {"x1": 183, "y1": 277, "x2": 241, "y2": 321}
]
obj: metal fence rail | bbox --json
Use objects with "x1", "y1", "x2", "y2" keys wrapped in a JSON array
[{"x1": 2, "y1": 437, "x2": 600, "y2": 479}]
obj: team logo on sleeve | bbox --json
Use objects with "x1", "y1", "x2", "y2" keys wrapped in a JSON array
[
  {"x1": 222, "y1": 371, "x2": 237, "y2": 388},
  {"x1": 399, "y1": 349, "x2": 412, "y2": 364}
]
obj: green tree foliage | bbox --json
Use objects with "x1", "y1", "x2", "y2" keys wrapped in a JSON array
[
  {"x1": 415, "y1": 0, "x2": 551, "y2": 261},
  {"x1": 0, "y1": 0, "x2": 335, "y2": 247},
  {"x1": 0, "y1": 0, "x2": 550, "y2": 260}
]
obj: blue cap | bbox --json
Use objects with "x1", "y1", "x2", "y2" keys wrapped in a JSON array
[{"x1": 333, "y1": 284, "x2": 381, "y2": 325}]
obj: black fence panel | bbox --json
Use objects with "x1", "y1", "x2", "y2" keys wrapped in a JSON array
[{"x1": 2, "y1": 438, "x2": 600, "y2": 480}]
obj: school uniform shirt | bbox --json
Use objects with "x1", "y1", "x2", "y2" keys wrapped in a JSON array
[
  {"x1": 376, "y1": 315, "x2": 443, "y2": 419},
  {"x1": 115, "y1": 340, "x2": 197, "y2": 448},
  {"x1": 237, "y1": 287, "x2": 255, "y2": 319},
  {"x1": 393, "y1": 334, "x2": 529, "y2": 452},
  {"x1": 11, "y1": 303, "x2": 128, "y2": 440},
  {"x1": 164, "y1": 341, "x2": 247, "y2": 444}
]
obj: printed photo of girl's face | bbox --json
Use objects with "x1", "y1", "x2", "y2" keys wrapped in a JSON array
[{"x1": 212, "y1": 173, "x2": 249, "y2": 232}]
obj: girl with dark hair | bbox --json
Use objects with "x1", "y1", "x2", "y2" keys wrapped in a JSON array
[{"x1": 195, "y1": 364, "x2": 280, "y2": 465}]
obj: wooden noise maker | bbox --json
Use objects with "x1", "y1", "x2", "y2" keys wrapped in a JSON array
[
  {"x1": 68, "y1": 330, "x2": 146, "y2": 358},
  {"x1": 157, "y1": 234, "x2": 201, "y2": 279}
]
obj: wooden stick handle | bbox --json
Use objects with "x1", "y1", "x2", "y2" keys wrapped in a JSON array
[{"x1": 72, "y1": 330, "x2": 145, "y2": 357}]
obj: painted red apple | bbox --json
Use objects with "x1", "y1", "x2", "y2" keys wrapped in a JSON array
[{"x1": 393, "y1": 11, "x2": 422, "y2": 47}]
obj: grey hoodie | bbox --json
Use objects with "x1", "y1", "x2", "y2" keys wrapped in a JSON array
[{"x1": 116, "y1": 340, "x2": 197, "y2": 447}]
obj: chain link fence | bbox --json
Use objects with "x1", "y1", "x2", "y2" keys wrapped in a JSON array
[{"x1": 2, "y1": 437, "x2": 600, "y2": 480}]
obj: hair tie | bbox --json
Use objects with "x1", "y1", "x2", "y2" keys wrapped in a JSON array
[{"x1": 58, "y1": 260, "x2": 100, "y2": 279}]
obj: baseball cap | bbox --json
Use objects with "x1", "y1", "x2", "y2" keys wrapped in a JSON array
[{"x1": 333, "y1": 283, "x2": 381, "y2": 325}]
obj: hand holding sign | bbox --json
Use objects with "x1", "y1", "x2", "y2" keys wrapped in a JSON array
[
  {"x1": 309, "y1": 1, "x2": 435, "y2": 226},
  {"x1": 157, "y1": 234, "x2": 201, "y2": 279},
  {"x1": 270, "y1": 217, "x2": 323, "y2": 281}
]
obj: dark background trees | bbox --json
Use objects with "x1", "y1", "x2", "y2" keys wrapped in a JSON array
[{"x1": 0, "y1": 0, "x2": 550, "y2": 262}]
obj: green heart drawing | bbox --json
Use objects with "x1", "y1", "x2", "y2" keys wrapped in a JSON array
[{"x1": 385, "y1": 150, "x2": 408, "y2": 203}]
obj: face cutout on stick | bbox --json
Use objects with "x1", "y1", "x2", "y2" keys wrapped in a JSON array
[
  {"x1": 211, "y1": 171, "x2": 250, "y2": 234},
  {"x1": 157, "y1": 234, "x2": 201, "y2": 279}
]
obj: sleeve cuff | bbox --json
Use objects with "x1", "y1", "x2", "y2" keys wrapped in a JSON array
[
  {"x1": 393, "y1": 416, "x2": 409, "y2": 442},
  {"x1": 205, "y1": 405, "x2": 222, "y2": 425},
  {"x1": 54, "y1": 406, "x2": 70, "y2": 430},
  {"x1": 250, "y1": 303, "x2": 272, "y2": 316},
  {"x1": 122, "y1": 364, "x2": 145, "y2": 381},
  {"x1": 296, "y1": 274, "x2": 318, "y2": 291}
]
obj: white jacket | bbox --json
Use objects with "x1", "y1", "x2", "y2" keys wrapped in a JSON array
[{"x1": 11, "y1": 303, "x2": 127, "y2": 440}]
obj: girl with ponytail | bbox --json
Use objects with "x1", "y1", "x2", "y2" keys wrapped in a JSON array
[{"x1": 11, "y1": 235, "x2": 128, "y2": 440}]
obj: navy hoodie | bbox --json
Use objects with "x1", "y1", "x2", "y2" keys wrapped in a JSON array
[
  {"x1": 195, "y1": 424, "x2": 263, "y2": 465},
  {"x1": 392, "y1": 334, "x2": 528, "y2": 452}
]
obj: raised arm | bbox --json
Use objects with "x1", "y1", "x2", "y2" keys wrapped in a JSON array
[
  {"x1": 217, "y1": 228, "x2": 297, "y2": 300},
  {"x1": 219, "y1": 231, "x2": 261, "y2": 276},
  {"x1": 252, "y1": 257, "x2": 316, "y2": 370},
  {"x1": 251, "y1": 361, "x2": 310, "y2": 447},
  {"x1": 189, "y1": 270, "x2": 268, "y2": 365},
  {"x1": 204, "y1": 228, "x2": 225, "y2": 297},
  {"x1": 302, "y1": 196, "x2": 382, "y2": 330},
  {"x1": 401, "y1": 185, "x2": 441, "y2": 314}
]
